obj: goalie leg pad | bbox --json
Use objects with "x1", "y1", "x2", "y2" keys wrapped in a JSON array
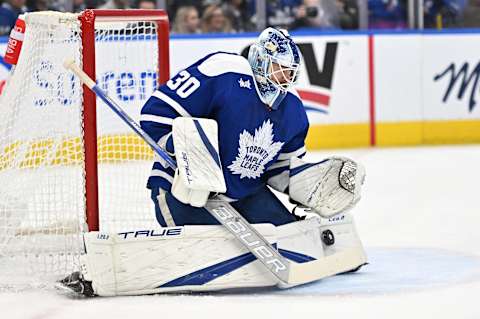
[
  {"x1": 81, "y1": 224, "x2": 280, "y2": 296},
  {"x1": 78, "y1": 220, "x2": 327, "y2": 296},
  {"x1": 79, "y1": 216, "x2": 366, "y2": 296},
  {"x1": 318, "y1": 213, "x2": 367, "y2": 263},
  {"x1": 276, "y1": 213, "x2": 367, "y2": 288}
]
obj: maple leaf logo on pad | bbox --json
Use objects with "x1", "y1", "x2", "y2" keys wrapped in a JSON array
[{"x1": 228, "y1": 119, "x2": 284, "y2": 179}]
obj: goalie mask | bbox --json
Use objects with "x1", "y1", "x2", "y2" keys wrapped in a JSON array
[{"x1": 248, "y1": 28, "x2": 301, "y2": 110}]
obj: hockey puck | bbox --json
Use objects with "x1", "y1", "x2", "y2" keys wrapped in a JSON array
[{"x1": 322, "y1": 229, "x2": 335, "y2": 246}]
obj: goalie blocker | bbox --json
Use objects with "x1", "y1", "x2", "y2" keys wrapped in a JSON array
[{"x1": 58, "y1": 213, "x2": 367, "y2": 296}]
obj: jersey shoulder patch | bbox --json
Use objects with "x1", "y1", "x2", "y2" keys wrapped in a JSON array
[{"x1": 197, "y1": 52, "x2": 253, "y2": 78}]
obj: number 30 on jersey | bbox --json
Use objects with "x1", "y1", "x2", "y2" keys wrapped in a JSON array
[{"x1": 166, "y1": 70, "x2": 200, "y2": 98}]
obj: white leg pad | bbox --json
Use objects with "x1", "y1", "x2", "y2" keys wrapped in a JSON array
[
  {"x1": 276, "y1": 213, "x2": 367, "y2": 288},
  {"x1": 80, "y1": 215, "x2": 366, "y2": 296},
  {"x1": 81, "y1": 225, "x2": 280, "y2": 296},
  {"x1": 319, "y1": 213, "x2": 366, "y2": 259}
]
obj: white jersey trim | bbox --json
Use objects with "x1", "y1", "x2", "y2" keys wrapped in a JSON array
[
  {"x1": 267, "y1": 170, "x2": 289, "y2": 193},
  {"x1": 151, "y1": 169, "x2": 174, "y2": 183},
  {"x1": 156, "y1": 132, "x2": 173, "y2": 155},
  {"x1": 157, "y1": 189, "x2": 176, "y2": 227},
  {"x1": 152, "y1": 91, "x2": 191, "y2": 117},
  {"x1": 277, "y1": 146, "x2": 306, "y2": 161},
  {"x1": 216, "y1": 194, "x2": 237, "y2": 202},
  {"x1": 140, "y1": 114, "x2": 173, "y2": 126},
  {"x1": 197, "y1": 53, "x2": 254, "y2": 77}
]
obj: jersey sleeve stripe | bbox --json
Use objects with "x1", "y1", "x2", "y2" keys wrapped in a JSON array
[
  {"x1": 140, "y1": 114, "x2": 173, "y2": 125},
  {"x1": 154, "y1": 157, "x2": 173, "y2": 169},
  {"x1": 150, "y1": 169, "x2": 174, "y2": 183},
  {"x1": 152, "y1": 90, "x2": 191, "y2": 117},
  {"x1": 155, "y1": 132, "x2": 173, "y2": 155},
  {"x1": 156, "y1": 190, "x2": 176, "y2": 227},
  {"x1": 154, "y1": 144, "x2": 175, "y2": 168},
  {"x1": 216, "y1": 194, "x2": 237, "y2": 202},
  {"x1": 277, "y1": 146, "x2": 306, "y2": 160},
  {"x1": 267, "y1": 170, "x2": 289, "y2": 193}
]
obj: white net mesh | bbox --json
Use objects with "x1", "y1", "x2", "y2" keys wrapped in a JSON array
[
  {"x1": 94, "y1": 19, "x2": 159, "y2": 232},
  {"x1": 0, "y1": 11, "x2": 164, "y2": 290}
]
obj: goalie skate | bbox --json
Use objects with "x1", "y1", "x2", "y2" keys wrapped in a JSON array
[{"x1": 55, "y1": 271, "x2": 95, "y2": 297}]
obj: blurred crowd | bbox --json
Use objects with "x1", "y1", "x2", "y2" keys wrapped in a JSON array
[
  {"x1": 0, "y1": 0, "x2": 477, "y2": 36},
  {"x1": 168, "y1": 0, "x2": 362, "y2": 33}
]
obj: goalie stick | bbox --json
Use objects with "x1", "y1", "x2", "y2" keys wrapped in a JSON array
[{"x1": 63, "y1": 60, "x2": 366, "y2": 286}]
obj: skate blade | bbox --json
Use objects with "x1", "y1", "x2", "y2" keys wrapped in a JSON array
[{"x1": 54, "y1": 282, "x2": 89, "y2": 298}]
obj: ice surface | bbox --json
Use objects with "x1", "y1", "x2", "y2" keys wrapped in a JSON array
[{"x1": 1, "y1": 145, "x2": 480, "y2": 319}]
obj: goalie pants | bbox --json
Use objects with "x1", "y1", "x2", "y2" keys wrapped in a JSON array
[{"x1": 151, "y1": 186, "x2": 297, "y2": 227}]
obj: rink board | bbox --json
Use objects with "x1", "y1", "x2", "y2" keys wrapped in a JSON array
[{"x1": 374, "y1": 32, "x2": 480, "y2": 146}]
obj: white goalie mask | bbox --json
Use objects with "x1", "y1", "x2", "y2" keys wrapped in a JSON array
[{"x1": 248, "y1": 28, "x2": 302, "y2": 110}]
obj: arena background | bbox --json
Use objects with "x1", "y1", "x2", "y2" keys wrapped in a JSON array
[
  {"x1": 2, "y1": 20, "x2": 480, "y2": 319},
  {"x1": 2, "y1": 30, "x2": 480, "y2": 149}
]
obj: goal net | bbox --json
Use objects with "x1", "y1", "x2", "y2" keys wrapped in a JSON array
[{"x1": 0, "y1": 10, "x2": 169, "y2": 289}]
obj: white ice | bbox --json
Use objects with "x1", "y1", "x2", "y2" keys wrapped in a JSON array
[{"x1": 2, "y1": 145, "x2": 480, "y2": 319}]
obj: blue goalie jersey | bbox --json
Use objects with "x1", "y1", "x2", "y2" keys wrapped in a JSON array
[{"x1": 140, "y1": 52, "x2": 309, "y2": 201}]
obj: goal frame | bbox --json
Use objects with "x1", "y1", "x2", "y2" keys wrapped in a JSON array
[{"x1": 79, "y1": 9, "x2": 170, "y2": 232}]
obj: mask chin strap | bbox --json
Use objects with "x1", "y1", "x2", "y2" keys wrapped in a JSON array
[
  {"x1": 264, "y1": 79, "x2": 288, "y2": 110},
  {"x1": 269, "y1": 90, "x2": 287, "y2": 110},
  {"x1": 252, "y1": 63, "x2": 288, "y2": 110}
]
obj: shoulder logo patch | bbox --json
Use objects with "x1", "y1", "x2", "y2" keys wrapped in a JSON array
[
  {"x1": 238, "y1": 78, "x2": 251, "y2": 89},
  {"x1": 228, "y1": 119, "x2": 284, "y2": 179}
]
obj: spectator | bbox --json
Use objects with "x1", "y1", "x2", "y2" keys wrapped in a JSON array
[
  {"x1": 73, "y1": 0, "x2": 87, "y2": 12},
  {"x1": 221, "y1": 0, "x2": 255, "y2": 32},
  {"x1": 137, "y1": 0, "x2": 156, "y2": 9},
  {"x1": 250, "y1": 0, "x2": 302, "y2": 30},
  {"x1": 337, "y1": 0, "x2": 359, "y2": 29},
  {"x1": 98, "y1": 0, "x2": 130, "y2": 9},
  {"x1": 172, "y1": 5, "x2": 201, "y2": 34},
  {"x1": 167, "y1": 0, "x2": 204, "y2": 26},
  {"x1": 84, "y1": 0, "x2": 100, "y2": 9},
  {"x1": 462, "y1": 0, "x2": 480, "y2": 27},
  {"x1": 201, "y1": 4, "x2": 232, "y2": 33},
  {"x1": 292, "y1": 0, "x2": 341, "y2": 29},
  {"x1": 27, "y1": 0, "x2": 62, "y2": 11},
  {"x1": 0, "y1": 0, "x2": 28, "y2": 36},
  {"x1": 368, "y1": 0, "x2": 407, "y2": 29},
  {"x1": 424, "y1": 0, "x2": 466, "y2": 28}
]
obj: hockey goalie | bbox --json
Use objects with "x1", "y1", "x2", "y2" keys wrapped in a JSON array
[{"x1": 59, "y1": 27, "x2": 367, "y2": 296}]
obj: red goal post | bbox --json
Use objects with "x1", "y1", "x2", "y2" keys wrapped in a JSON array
[{"x1": 79, "y1": 9, "x2": 170, "y2": 232}]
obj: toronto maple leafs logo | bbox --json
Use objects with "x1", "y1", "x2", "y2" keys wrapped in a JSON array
[
  {"x1": 238, "y1": 78, "x2": 251, "y2": 89},
  {"x1": 228, "y1": 119, "x2": 284, "y2": 179}
]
